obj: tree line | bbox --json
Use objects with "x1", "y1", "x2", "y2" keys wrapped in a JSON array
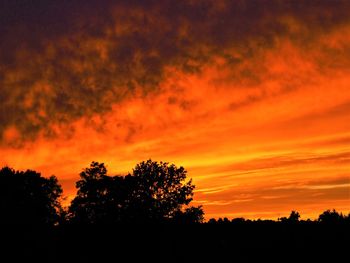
[
  {"x1": 208, "y1": 209, "x2": 350, "y2": 225},
  {"x1": 0, "y1": 159, "x2": 348, "y2": 226},
  {"x1": 0, "y1": 159, "x2": 203, "y2": 225}
]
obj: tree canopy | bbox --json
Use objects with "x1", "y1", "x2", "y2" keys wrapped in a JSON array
[
  {"x1": 318, "y1": 209, "x2": 347, "y2": 224},
  {"x1": 69, "y1": 160, "x2": 204, "y2": 224},
  {"x1": 278, "y1": 210, "x2": 300, "y2": 223},
  {"x1": 0, "y1": 166, "x2": 62, "y2": 225}
]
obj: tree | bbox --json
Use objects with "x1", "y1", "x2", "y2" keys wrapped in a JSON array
[
  {"x1": 127, "y1": 159, "x2": 202, "y2": 222},
  {"x1": 69, "y1": 160, "x2": 204, "y2": 224},
  {"x1": 208, "y1": 218, "x2": 217, "y2": 224},
  {"x1": 172, "y1": 205, "x2": 204, "y2": 223},
  {"x1": 0, "y1": 166, "x2": 63, "y2": 225},
  {"x1": 288, "y1": 210, "x2": 300, "y2": 222},
  {"x1": 231, "y1": 217, "x2": 246, "y2": 224},
  {"x1": 318, "y1": 209, "x2": 344, "y2": 224},
  {"x1": 68, "y1": 161, "x2": 116, "y2": 224},
  {"x1": 278, "y1": 211, "x2": 300, "y2": 223}
]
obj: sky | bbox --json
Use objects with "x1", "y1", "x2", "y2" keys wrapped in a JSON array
[{"x1": 0, "y1": 0, "x2": 349, "y2": 219}]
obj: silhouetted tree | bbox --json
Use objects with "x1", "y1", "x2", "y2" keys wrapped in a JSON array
[
  {"x1": 69, "y1": 160, "x2": 203, "y2": 224},
  {"x1": 126, "y1": 160, "x2": 202, "y2": 223},
  {"x1": 231, "y1": 217, "x2": 246, "y2": 224},
  {"x1": 217, "y1": 218, "x2": 224, "y2": 224},
  {"x1": 345, "y1": 213, "x2": 350, "y2": 223},
  {"x1": 278, "y1": 211, "x2": 300, "y2": 223},
  {"x1": 318, "y1": 209, "x2": 344, "y2": 224},
  {"x1": 0, "y1": 166, "x2": 63, "y2": 225},
  {"x1": 173, "y1": 206, "x2": 205, "y2": 223},
  {"x1": 68, "y1": 162, "x2": 117, "y2": 224},
  {"x1": 208, "y1": 218, "x2": 217, "y2": 224},
  {"x1": 289, "y1": 211, "x2": 300, "y2": 221}
]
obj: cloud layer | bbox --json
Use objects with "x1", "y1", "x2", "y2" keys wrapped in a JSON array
[{"x1": 1, "y1": 0, "x2": 350, "y2": 144}]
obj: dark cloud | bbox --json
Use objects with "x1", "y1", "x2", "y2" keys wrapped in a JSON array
[{"x1": 1, "y1": 0, "x2": 350, "y2": 144}]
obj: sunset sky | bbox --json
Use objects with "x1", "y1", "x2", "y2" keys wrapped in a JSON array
[{"x1": 1, "y1": 0, "x2": 349, "y2": 219}]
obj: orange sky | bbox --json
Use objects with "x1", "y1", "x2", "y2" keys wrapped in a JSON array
[{"x1": 0, "y1": 1, "x2": 349, "y2": 219}]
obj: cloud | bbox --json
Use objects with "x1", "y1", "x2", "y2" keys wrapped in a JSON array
[
  {"x1": 194, "y1": 174, "x2": 350, "y2": 219},
  {"x1": 1, "y1": 0, "x2": 350, "y2": 144}
]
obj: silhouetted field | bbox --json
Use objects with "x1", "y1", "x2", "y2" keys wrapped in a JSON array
[{"x1": 1, "y1": 221, "x2": 349, "y2": 262}]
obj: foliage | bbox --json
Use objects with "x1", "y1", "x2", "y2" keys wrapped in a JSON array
[
  {"x1": 68, "y1": 161, "x2": 113, "y2": 224},
  {"x1": 127, "y1": 159, "x2": 199, "y2": 222},
  {"x1": 278, "y1": 210, "x2": 300, "y2": 223},
  {"x1": 318, "y1": 209, "x2": 345, "y2": 224},
  {"x1": 68, "y1": 160, "x2": 203, "y2": 224},
  {"x1": 1, "y1": 162, "x2": 348, "y2": 227},
  {"x1": 0, "y1": 166, "x2": 63, "y2": 225}
]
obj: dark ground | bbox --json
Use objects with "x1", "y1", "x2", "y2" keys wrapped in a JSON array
[{"x1": 1, "y1": 222, "x2": 348, "y2": 262}]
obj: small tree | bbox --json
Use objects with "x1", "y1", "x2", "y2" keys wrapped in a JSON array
[
  {"x1": 278, "y1": 211, "x2": 300, "y2": 223},
  {"x1": 288, "y1": 211, "x2": 300, "y2": 222},
  {"x1": 318, "y1": 209, "x2": 344, "y2": 224},
  {"x1": 0, "y1": 166, "x2": 63, "y2": 225}
]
